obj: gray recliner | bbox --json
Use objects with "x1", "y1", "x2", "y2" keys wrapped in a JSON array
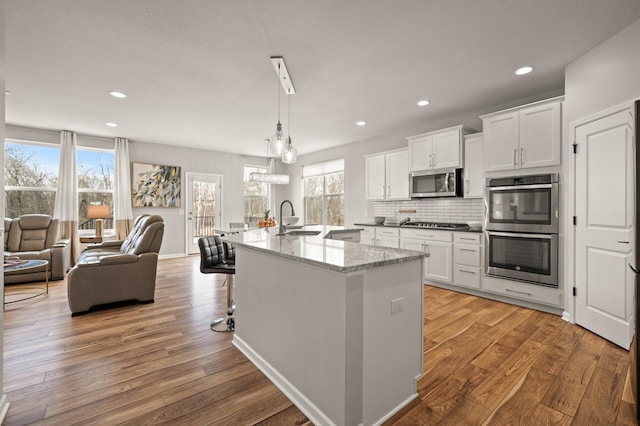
[
  {"x1": 67, "y1": 214, "x2": 164, "y2": 316},
  {"x1": 4, "y1": 214, "x2": 71, "y2": 284}
]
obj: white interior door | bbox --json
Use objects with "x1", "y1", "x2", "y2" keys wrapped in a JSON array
[
  {"x1": 186, "y1": 173, "x2": 222, "y2": 255},
  {"x1": 574, "y1": 108, "x2": 634, "y2": 349}
]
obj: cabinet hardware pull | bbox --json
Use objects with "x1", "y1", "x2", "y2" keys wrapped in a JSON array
[
  {"x1": 513, "y1": 149, "x2": 518, "y2": 166},
  {"x1": 520, "y1": 147, "x2": 524, "y2": 165},
  {"x1": 382, "y1": 185, "x2": 385, "y2": 198},
  {"x1": 459, "y1": 237, "x2": 475, "y2": 241},
  {"x1": 387, "y1": 186, "x2": 390, "y2": 197},
  {"x1": 459, "y1": 269, "x2": 476, "y2": 274},
  {"x1": 459, "y1": 248, "x2": 476, "y2": 252},
  {"x1": 505, "y1": 288, "x2": 532, "y2": 296},
  {"x1": 341, "y1": 237, "x2": 353, "y2": 240},
  {"x1": 617, "y1": 241, "x2": 629, "y2": 244}
]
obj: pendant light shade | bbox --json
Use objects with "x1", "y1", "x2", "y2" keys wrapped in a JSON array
[
  {"x1": 281, "y1": 87, "x2": 297, "y2": 164},
  {"x1": 282, "y1": 137, "x2": 297, "y2": 164}
]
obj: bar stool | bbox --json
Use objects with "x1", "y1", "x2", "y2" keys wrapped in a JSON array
[{"x1": 198, "y1": 235, "x2": 235, "y2": 332}]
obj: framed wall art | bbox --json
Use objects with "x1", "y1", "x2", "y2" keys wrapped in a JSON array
[{"x1": 131, "y1": 162, "x2": 182, "y2": 207}]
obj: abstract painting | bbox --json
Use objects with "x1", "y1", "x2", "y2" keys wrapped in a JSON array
[{"x1": 131, "y1": 162, "x2": 181, "y2": 207}]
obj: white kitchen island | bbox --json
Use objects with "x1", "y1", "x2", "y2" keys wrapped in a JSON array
[{"x1": 222, "y1": 227, "x2": 424, "y2": 426}]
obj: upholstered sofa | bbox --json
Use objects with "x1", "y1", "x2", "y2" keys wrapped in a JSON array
[
  {"x1": 4, "y1": 214, "x2": 71, "y2": 284},
  {"x1": 67, "y1": 214, "x2": 164, "y2": 315}
]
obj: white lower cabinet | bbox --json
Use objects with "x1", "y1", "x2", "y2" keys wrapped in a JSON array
[
  {"x1": 453, "y1": 233, "x2": 482, "y2": 289},
  {"x1": 400, "y1": 229, "x2": 453, "y2": 284},
  {"x1": 360, "y1": 226, "x2": 400, "y2": 248}
]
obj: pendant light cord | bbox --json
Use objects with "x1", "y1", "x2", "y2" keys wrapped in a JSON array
[{"x1": 288, "y1": 88, "x2": 291, "y2": 141}]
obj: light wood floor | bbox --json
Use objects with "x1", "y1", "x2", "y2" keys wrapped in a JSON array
[{"x1": 2, "y1": 256, "x2": 637, "y2": 425}]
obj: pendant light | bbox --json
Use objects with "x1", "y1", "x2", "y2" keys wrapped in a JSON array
[
  {"x1": 282, "y1": 87, "x2": 297, "y2": 164},
  {"x1": 270, "y1": 63, "x2": 285, "y2": 156},
  {"x1": 249, "y1": 139, "x2": 290, "y2": 184}
]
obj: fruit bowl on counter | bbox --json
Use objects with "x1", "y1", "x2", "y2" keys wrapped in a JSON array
[{"x1": 257, "y1": 210, "x2": 277, "y2": 228}]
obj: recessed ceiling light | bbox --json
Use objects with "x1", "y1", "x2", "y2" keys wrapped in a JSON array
[
  {"x1": 417, "y1": 100, "x2": 430, "y2": 106},
  {"x1": 515, "y1": 66, "x2": 533, "y2": 76},
  {"x1": 105, "y1": 122, "x2": 118, "y2": 127},
  {"x1": 356, "y1": 121, "x2": 367, "y2": 126},
  {"x1": 109, "y1": 91, "x2": 127, "y2": 98}
]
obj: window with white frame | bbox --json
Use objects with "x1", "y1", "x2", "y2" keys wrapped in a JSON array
[
  {"x1": 4, "y1": 140, "x2": 115, "y2": 232},
  {"x1": 243, "y1": 165, "x2": 271, "y2": 224},
  {"x1": 4, "y1": 141, "x2": 60, "y2": 217},
  {"x1": 303, "y1": 159, "x2": 345, "y2": 226},
  {"x1": 77, "y1": 147, "x2": 115, "y2": 232}
]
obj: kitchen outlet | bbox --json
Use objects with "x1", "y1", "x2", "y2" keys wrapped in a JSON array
[{"x1": 391, "y1": 297, "x2": 404, "y2": 314}]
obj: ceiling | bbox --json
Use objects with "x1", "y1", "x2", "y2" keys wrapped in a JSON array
[{"x1": 6, "y1": 1, "x2": 640, "y2": 157}]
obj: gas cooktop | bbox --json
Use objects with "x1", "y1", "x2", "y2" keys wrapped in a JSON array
[{"x1": 401, "y1": 221, "x2": 469, "y2": 230}]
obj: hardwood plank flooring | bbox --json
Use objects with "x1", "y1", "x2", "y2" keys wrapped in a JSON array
[{"x1": 2, "y1": 256, "x2": 636, "y2": 425}]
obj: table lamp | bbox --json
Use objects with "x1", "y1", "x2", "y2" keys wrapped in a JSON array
[{"x1": 87, "y1": 205, "x2": 111, "y2": 238}]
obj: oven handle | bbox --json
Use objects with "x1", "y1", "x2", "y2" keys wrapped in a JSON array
[
  {"x1": 486, "y1": 231, "x2": 555, "y2": 240},
  {"x1": 488, "y1": 183, "x2": 554, "y2": 191}
]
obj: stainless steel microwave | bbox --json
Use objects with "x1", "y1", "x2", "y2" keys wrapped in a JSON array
[{"x1": 410, "y1": 168, "x2": 462, "y2": 198}]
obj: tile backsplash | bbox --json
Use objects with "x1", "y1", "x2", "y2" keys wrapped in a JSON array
[{"x1": 373, "y1": 198, "x2": 484, "y2": 223}]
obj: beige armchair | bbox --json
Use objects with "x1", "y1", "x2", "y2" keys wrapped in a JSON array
[
  {"x1": 4, "y1": 214, "x2": 71, "y2": 284},
  {"x1": 67, "y1": 214, "x2": 164, "y2": 316}
]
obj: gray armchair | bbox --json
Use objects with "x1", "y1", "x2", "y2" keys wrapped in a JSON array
[
  {"x1": 67, "y1": 214, "x2": 164, "y2": 316},
  {"x1": 4, "y1": 214, "x2": 71, "y2": 284}
]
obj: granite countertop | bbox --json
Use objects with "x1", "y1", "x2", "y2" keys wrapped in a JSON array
[
  {"x1": 354, "y1": 223, "x2": 483, "y2": 233},
  {"x1": 221, "y1": 226, "x2": 424, "y2": 273}
]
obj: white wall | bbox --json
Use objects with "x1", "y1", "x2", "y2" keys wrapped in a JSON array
[
  {"x1": 564, "y1": 18, "x2": 640, "y2": 126},
  {"x1": 0, "y1": 0, "x2": 8, "y2": 418}
]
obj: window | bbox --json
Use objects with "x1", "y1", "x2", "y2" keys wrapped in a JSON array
[
  {"x1": 243, "y1": 165, "x2": 270, "y2": 224},
  {"x1": 4, "y1": 141, "x2": 115, "y2": 232},
  {"x1": 4, "y1": 141, "x2": 60, "y2": 217},
  {"x1": 77, "y1": 148, "x2": 115, "y2": 232},
  {"x1": 303, "y1": 159, "x2": 345, "y2": 226}
]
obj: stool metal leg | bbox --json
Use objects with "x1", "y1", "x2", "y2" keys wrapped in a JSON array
[{"x1": 211, "y1": 274, "x2": 235, "y2": 332}]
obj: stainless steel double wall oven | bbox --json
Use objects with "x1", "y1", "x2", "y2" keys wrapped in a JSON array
[{"x1": 484, "y1": 173, "x2": 559, "y2": 287}]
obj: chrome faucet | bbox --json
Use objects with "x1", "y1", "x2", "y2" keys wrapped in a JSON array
[{"x1": 278, "y1": 200, "x2": 296, "y2": 235}]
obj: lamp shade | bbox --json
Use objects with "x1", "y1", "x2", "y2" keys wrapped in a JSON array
[{"x1": 87, "y1": 205, "x2": 111, "y2": 219}]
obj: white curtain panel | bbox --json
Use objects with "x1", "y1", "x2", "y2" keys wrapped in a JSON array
[
  {"x1": 54, "y1": 130, "x2": 80, "y2": 262},
  {"x1": 114, "y1": 137, "x2": 134, "y2": 239}
]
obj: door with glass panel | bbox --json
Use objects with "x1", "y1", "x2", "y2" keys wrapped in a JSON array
[{"x1": 186, "y1": 173, "x2": 222, "y2": 255}]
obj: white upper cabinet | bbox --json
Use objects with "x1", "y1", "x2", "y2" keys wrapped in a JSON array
[
  {"x1": 407, "y1": 125, "x2": 467, "y2": 171},
  {"x1": 385, "y1": 149, "x2": 410, "y2": 200},
  {"x1": 481, "y1": 97, "x2": 562, "y2": 172},
  {"x1": 365, "y1": 148, "x2": 409, "y2": 200},
  {"x1": 463, "y1": 133, "x2": 484, "y2": 198}
]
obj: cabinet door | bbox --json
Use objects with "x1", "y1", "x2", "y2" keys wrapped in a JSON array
[
  {"x1": 408, "y1": 136, "x2": 432, "y2": 171},
  {"x1": 376, "y1": 235, "x2": 400, "y2": 249},
  {"x1": 365, "y1": 154, "x2": 386, "y2": 200},
  {"x1": 424, "y1": 241, "x2": 453, "y2": 284},
  {"x1": 519, "y1": 101, "x2": 561, "y2": 169},
  {"x1": 464, "y1": 134, "x2": 484, "y2": 198},
  {"x1": 385, "y1": 149, "x2": 409, "y2": 200},
  {"x1": 432, "y1": 128, "x2": 461, "y2": 169},
  {"x1": 360, "y1": 226, "x2": 376, "y2": 245},
  {"x1": 484, "y1": 111, "x2": 519, "y2": 172}
]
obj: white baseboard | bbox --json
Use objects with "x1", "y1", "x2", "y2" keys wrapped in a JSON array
[
  {"x1": 0, "y1": 394, "x2": 10, "y2": 424},
  {"x1": 232, "y1": 335, "x2": 336, "y2": 426},
  {"x1": 372, "y1": 392, "x2": 418, "y2": 426},
  {"x1": 562, "y1": 310, "x2": 572, "y2": 322},
  {"x1": 158, "y1": 253, "x2": 187, "y2": 260}
]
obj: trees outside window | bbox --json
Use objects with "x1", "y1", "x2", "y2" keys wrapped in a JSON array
[
  {"x1": 304, "y1": 171, "x2": 344, "y2": 226},
  {"x1": 4, "y1": 141, "x2": 115, "y2": 231},
  {"x1": 77, "y1": 148, "x2": 114, "y2": 230},
  {"x1": 4, "y1": 142, "x2": 59, "y2": 217},
  {"x1": 243, "y1": 166, "x2": 270, "y2": 224}
]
